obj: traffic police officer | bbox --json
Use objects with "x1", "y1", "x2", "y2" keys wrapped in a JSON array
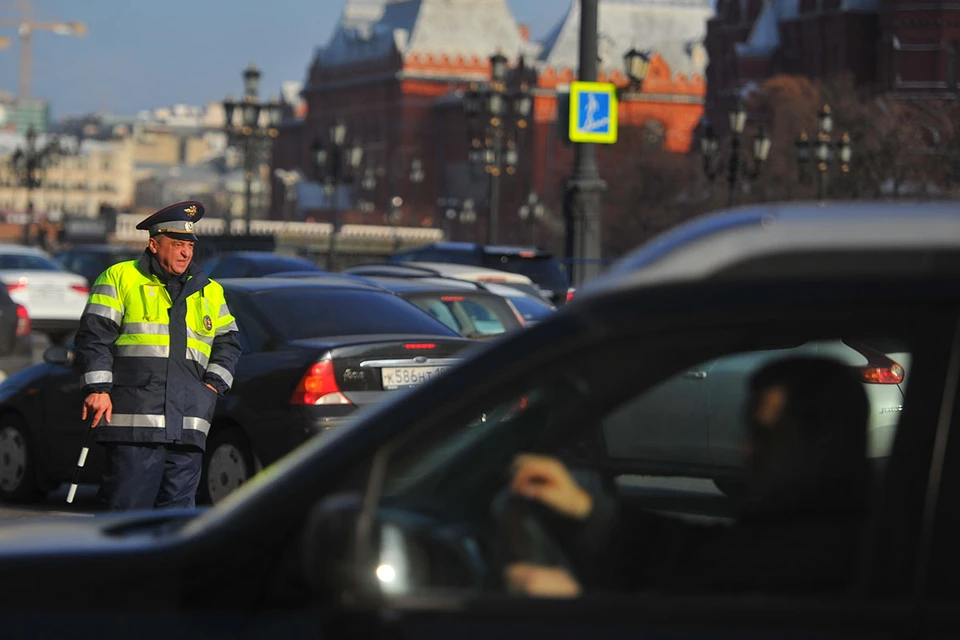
[{"x1": 74, "y1": 201, "x2": 241, "y2": 510}]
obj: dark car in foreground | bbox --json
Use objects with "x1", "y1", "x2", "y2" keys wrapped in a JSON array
[
  {"x1": 200, "y1": 251, "x2": 325, "y2": 279},
  {"x1": 53, "y1": 245, "x2": 143, "y2": 285},
  {"x1": 2, "y1": 203, "x2": 960, "y2": 639},
  {"x1": 0, "y1": 278, "x2": 470, "y2": 505},
  {"x1": 388, "y1": 242, "x2": 571, "y2": 305}
]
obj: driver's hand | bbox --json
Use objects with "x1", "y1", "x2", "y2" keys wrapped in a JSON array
[
  {"x1": 506, "y1": 563, "x2": 581, "y2": 598},
  {"x1": 511, "y1": 454, "x2": 592, "y2": 519}
]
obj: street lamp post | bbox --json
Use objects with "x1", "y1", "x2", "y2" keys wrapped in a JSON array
[
  {"x1": 273, "y1": 168, "x2": 301, "y2": 222},
  {"x1": 8, "y1": 126, "x2": 73, "y2": 246},
  {"x1": 464, "y1": 52, "x2": 533, "y2": 245},
  {"x1": 518, "y1": 191, "x2": 547, "y2": 247},
  {"x1": 620, "y1": 48, "x2": 652, "y2": 96},
  {"x1": 701, "y1": 99, "x2": 771, "y2": 207},
  {"x1": 795, "y1": 105, "x2": 852, "y2": 203},
  {"x1": 222, "y1": 63, "x2": 285, "y2": 234},
  {"x1": 311, "y1": 123, "x2": 364, "y2": 270}
]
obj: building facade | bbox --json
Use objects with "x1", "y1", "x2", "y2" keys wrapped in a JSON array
[
  {"x1": 271, "y1": 0, "x2": 713, "y2": 246},
  {"x1": 0, "y1": 132, "x2": 135, "y2": 218}
]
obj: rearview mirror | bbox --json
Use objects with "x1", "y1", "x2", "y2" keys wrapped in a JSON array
[{"x1": 43, "y1": 345, "x2": 73, "y2": 367}]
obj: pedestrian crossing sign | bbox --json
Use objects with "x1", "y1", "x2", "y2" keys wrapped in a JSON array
[{"x1": 569, "y1": 81, "x2": 618, "y2": 144}]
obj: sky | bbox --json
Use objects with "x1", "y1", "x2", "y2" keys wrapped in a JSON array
[{"x1": 0, "y1": 0, "x2": 574, "y2": 118}]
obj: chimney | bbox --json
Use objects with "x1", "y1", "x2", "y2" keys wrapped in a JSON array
[{"x1": 519, "y1": 24, "x2": 530, "y2": 42}]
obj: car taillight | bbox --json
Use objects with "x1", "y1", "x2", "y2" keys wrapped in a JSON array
[
  {"x1": 15, "y1": 305, "x2": 30, "y2": 337},
  {"x1": 846, "y1": 340, "x2": 905, "y2": 385},
  {"x1": 404, "y1": 343, "x2": 436, "y2": 350},
  {"x1": 291, "y1": 360, "x2": 351, "y2": 406},
  {"x1": 566, "y1": 288, "x2": 576, "y2": 302},
  {"x1": 71, "y1": 284, "x2": 90, "y2": 295},
  {"x1": 7, "y1": 282, "x2": 26, "y2": 293},
  {"x1": 861, "y1": 363, "x2": 905, "y2": 385}
]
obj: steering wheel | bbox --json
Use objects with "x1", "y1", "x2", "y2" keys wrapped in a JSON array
[{"x1": 489, "y1": 487, "x2": 581, "y2": 591}]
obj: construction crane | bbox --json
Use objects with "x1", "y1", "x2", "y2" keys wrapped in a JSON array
[{"x1": 0, "y1": 1, "x2": 87, "y2": 101}]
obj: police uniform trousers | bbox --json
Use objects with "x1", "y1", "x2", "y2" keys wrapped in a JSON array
[{"x1": 99, "y1": 442, "x2": 203, "y2": 510}]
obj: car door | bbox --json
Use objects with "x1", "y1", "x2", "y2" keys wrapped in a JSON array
[
  {"x1": 339, "y1": 295, "x2": 955, "y2": 640},
  {"x1": 37, "y1": 356, "x2": 97, "y2": 482}
]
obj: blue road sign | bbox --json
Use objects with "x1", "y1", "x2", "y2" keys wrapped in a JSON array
[{"x1": 569, "y1": 81, "x2": 618, "y2": 144}]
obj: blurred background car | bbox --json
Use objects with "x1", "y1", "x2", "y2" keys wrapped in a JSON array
[
  {"x1": 276, "y1": 271, "x2": 527, "y2": 339},
  {"x1": 53, "y1": 245, "x2": 142, "y2": 285},
  {"x1": 0, "y1": 277, "x2": 471, "y2": 505},
  {"x1": 387, "y1": 242, "x2": 572, "y2": 305},
  {"x1": 347, "y1": 261, "x2": 546, "y2": 301},
  {"x1": 200, "y1": 251, "x2": 325, "y2": 279},
  {"x1": 0, "y1": 244, "x2": 89, "y2": 344},
  {"x1": 0, "y1": 286, "x2": 32, "y2": 383}
]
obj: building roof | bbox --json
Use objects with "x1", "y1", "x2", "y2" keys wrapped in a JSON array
[
  {"x1": 538, "y1": 0, "x2": 714, "y2": 79},
  {"x1": 320, "y1": 0, "x2": 530, "y2": 69}
]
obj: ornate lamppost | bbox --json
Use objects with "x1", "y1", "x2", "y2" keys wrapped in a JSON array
[
  {"x1": 619, "y1": 48, "x2": 652, "y2": 96},
  {"x1": 310, "y1": 122, "x2": 364, "y2": 270},
  {"x1": 796, "y1": 105, "x2": 852, "y2": 202},
  {"x1": 463, "y1": 52, "x2": 533, "y2": 245},
  {"x1": 518, "y1": 191, "x2": 547, "y2": 247},
  {"x1": 273, "y1": 168, "x2": 301, "y2": 222},
  {"x1": 222, "y1": 63, "x2": 285, "y2": 234},
  {"x1": 701, "y1": 98, "x2": 771, "y2": 207}
]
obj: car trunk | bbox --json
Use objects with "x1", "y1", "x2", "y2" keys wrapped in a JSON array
[
  {"x1": 289, "y1": 335, "x2": 472, "y2": 407},
  {"x1": 0, "y1": 270, "x2": 88, "y2": 319}
]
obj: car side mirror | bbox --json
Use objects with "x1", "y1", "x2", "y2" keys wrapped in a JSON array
[
  {"x1": 43, "y1": 345, "x2": 74, "y2": 367},
  {"x1": 301, "y1": 493, "x2": 374, "y2": 601}
]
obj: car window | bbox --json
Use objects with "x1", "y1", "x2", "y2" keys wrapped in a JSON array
[
  {"x1": 210, "y1": 257, "x2": 246, "y2": 279},
  {"x1": 252, "y1": 288, "x2": 460, "y2": 340},
  {"x1": 405, "y1": 293, "x2": 516, "y2": 338},
  {"x1": 223, "y1": 291, "x2": 266, "y2": 354},
  {"x1": 505, "y1": 295, "x2": 555, "y2": 322},
  {"x1": 372, "y1": 325, "x2": 926, "y2": 602},
  {"x1": 250, "y1": 257, "x2": 321, "y2": 277},
  {"x1": 0, "y1": 253, "x2": 64, "y2": 271}
]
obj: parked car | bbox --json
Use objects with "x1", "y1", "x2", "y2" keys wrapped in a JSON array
[
  {"x1": 387, "y1": 242, "x2": 572, "y2": 305},
  {"x1": 474, "y1": 281, "x2": 556, "y2": 325},
  {"x1": 53, "y1": 245, "x2": 142, "y2": 285},
  {"x1": 0, "y1": 244, "x2": 89, "y2": 342},
  {"x1": 0, "y1": 288, "x2": 32, "y2": 382},
  {"x1": 0, "y1": 278, "x2": 472, "y2": 505},
  {"x1": 347, "y1": 261, "x2": 545, "y2": 301},
  {"x1": 0, "y1": 203, "x2": 958, "y2": 638},
  {"x1": 200, "y1": 251, "x2": 325, "y2": 279}
]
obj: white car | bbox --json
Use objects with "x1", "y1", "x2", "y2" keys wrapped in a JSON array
[{"x1": 0, "y1": 244, "x2": 89, "y2": 341}]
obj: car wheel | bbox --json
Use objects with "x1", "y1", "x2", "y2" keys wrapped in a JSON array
[
  {"x1": 0, "y1": 414, "x2": 43, "y2": 503},
  {"x1": 198, "y1": 427, "x2": 254, "y2": 505}
]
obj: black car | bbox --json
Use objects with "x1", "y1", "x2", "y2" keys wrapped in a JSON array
[
  {"x1": 53, "y1": 245, "x2": 143, "y2": 285},
  {"x1": 0, "y1": 289, "x2": 32, "y2": 381},
  {"x1": 388, "y1": 242, "x2": 571, "y2": 305},
  {"x1": 200, "y1": 252, "x2": 325, "y2": 279},
  {"x1": 273, "y1": 271, "x2": 526, "y2": 338},
  {"x1": 0, "y1": 278, "x2": 470, "y2": 505}
]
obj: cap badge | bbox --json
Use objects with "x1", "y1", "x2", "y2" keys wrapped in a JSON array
[
  {"x1": 184, "y1": 205, "x2": 198, "y2": 217},
  {"x1": 184, "y1": 221, "x2": 195, "y2": 232}
]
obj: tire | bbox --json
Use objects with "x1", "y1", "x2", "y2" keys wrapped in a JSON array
[
  {"x1": 0, "y1": 414, "x2": 44, "y2": 503},
  {"x1": 197, "y1": 427, "x2": 254, "y2": 506}
]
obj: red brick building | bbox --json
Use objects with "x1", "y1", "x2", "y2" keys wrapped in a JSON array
[
  {"x1": 270, "y1": 0, "x2": 713, "y2": 246},
  {"x1": 706, "y1": 0, "x2": 960, "y2": 129}
]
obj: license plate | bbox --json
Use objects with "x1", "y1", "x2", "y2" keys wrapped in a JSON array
[{"x1": 381, "y1": 366, "x2": 450, "y2": 390}]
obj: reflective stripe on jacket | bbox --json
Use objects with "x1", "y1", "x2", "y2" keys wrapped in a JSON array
[{"x1": 74, "y1": 253, "x2": 241, "y2": 450}]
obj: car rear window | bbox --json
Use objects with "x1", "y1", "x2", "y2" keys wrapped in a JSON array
[
  {"x1": 252, "y1": 288, "x2": 459, "y2": 340},
  {"x1": 483, "y1": 254, "x2": 569, "y2": 290},
  {"x1": 405, "y1": 293, "x2": 521, "y2": 338},
  {"x1": 506, "y1": 295, "x2": 555, "y2": 322},
  {"x1": 0, "y1": 253, "x2": 64, "y2": 271}
]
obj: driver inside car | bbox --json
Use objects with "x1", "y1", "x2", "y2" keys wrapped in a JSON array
[{"x1": 505, "y1": 356, "x2": 873, "y2": 598}]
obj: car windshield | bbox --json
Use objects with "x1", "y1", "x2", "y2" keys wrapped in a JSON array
[
  {"x1": 483, "y1": 254, "x2": 568, "y2": 290},
  {"x1": 0, "y1": 253, "x2": 64, "y2": 271},
  {"x1": 506, "y1": 295, "x2": 555, "y2": 322},
  {"x1": 251, "y1": 288, "x2": 460, "y2": 340},
  {"x1": 404, "y1": 293, "x2": 519, "y2": 338}
]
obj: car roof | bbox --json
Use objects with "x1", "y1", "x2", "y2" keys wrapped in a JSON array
[
  {"x1": 398, "y1": 261, "x2": 535, "y2": 284},
  {"x1": 586, "y1": 201, "x2": 960, "y2": 296},
  {"x1": 361, "y1": 275, "x2": 490, "y2": 294},
  {"x1": 403, "y1": 242, "x2": 552, "y2": 257},
  {"x1": 215, "y1": 252, "x2": 319, "y2": 264},
  {"x1": 219, "y1": 277, "x2": 385, "y2": 293},
  {"x1": 0, "y1": 244, "x2": 51, "y2": 256}
]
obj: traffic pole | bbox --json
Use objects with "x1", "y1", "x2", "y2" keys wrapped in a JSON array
[{"x1": 66, "y1": 421, "x2": 97, "y2": 504}]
